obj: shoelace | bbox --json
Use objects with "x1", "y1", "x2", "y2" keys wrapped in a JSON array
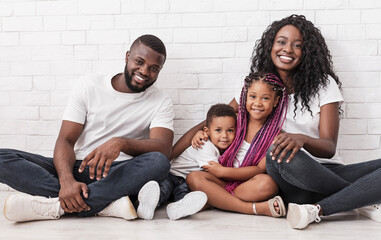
[
  {"x1": 31, "y1": 197, "x2": 60, "y2": 218},
  {"x1": 306, "y1": 204, "x2": 321, "y2": 223}
]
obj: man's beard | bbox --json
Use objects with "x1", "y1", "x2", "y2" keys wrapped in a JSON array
[{"x1": 124, "y1": 64, "x2": 155, "y2": 93}]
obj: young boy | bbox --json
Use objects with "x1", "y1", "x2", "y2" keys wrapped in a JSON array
[{"x1": 139, "y1": 104, "x2": 237, "y2": 220}]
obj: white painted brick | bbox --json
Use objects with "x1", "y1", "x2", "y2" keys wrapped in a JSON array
[
  {"x1": 214, "y1": 0, "x2": 258, "y2": 11},
  {"x1": 155, "y1": 74, "x2": 198, "y2": 89},
  {"x1": 31, "y1": 46, "x2": 74, "y2": 61},
  {"x1": 90, "y1": 15, "x2": 114, "y2": 30},
  {"x1": 318, "y1": 25, "x2": 337, "y2": 41},
  {"x1": 162, "y1": 89, "x2": 179, "y2": 104},
  {"x1": 0, "y1": 92, "x2": 9, "y2": 105},
  {"x1": 62, "y1": 31, "x2": 86, "y2": 45},
  {"x1": 0, "y1": 3, "x2": 12, "y2": 16},
  {"x1": 366, "y1": 24, "x2": 381, "y2": 39},
  {"x1": 78, "y1": 0, "x2": 120, "y2": 15},
  {"x1": 99, "y1": 45, "x2": 126, "y2": 60},
  {"x1": 358, "y1": 56, "x2": 381, "y2": 71},
  {"x1": 227, "y1": 12, "x2": 269, "y2": 27},
  {"x1": 339, "y1": 149, "x2": 381, "y2": 164},
  {"x1": 347, "y1": 103, "x2": 381, "y2": 118},
  {"x1": 0, "y1": 77, "x2": 32, "y2": 90},
  {"x1": 369, "y1": 120, "x2": 381, "y2": 134},
  {"x1": 166, "y1": 44, "x2": 193, "y2": 59},
  {"x1": 338, "y1": 25, "x2": 366, "y2": 40},
  {"x1": 179, "y1": 89, "x2": 221, "y2": 104},
  {"x1": 92, "y1": 60, "x2": 124, "y2": 75},
  {"x1": 129, "y1": 28, "x2": 173, "y2": 44},
  {"x1": 0, "y1": 120, "x2": 58, "y2": 136},
  {"x1": 43, "y1": 16, "x2": 67, "y2": 31},
  {"x1": 174, "y1": 119, "x2": 203, "y2": 135},
  {"x1": 27, "y1": 135, "x2": 56, "y2": 151},
  {"x1": 330, "y1": 40, "x2": 377, "y2": 57},
  {"x1": 0, "y1": 33, "x2": 19, "y2": 46},
  {"x1": 40, "y1": 106, "x2": 66, "y2": 120},
  {"x1": 0, "y1": 47, "x2": 32, "y2": 61},
  {"x1": 158, "y1": 14, "x2": 182, "y2": 28},
  {"x1": 270, "y1": 11, "x2": 315, "y2": 24},
  {"x1": 223, "y1": 27, "x2": 248, "y2": 42},
  {"x1": 13, "y1": 2, "x2": 36, "y2": 16},
  {"x1": 304, "y1": 0, "x2": 348, "y2": 9},
  {"x1": 67, "y1": 16, "x2": 90, "y2": 30},
  {"x1": 20, "y1": 32, "x2": 61, "y2": 45},
  {"x1": 339, "y1": 119, "x2": 367, "y2": 134},
  {"x1": 0, "y1": 62, "x2": 9, "y2": 76},
  {"x1": 236, "y1": 42, "x2": 255, "y2": 58},
  {"x1": 173, "y1": 28, "x2": 198, "y2": 43},
  {"x1": 10, "y1": 91, "x2": 50, "y2": 106},
  {"x1": 174, "y1": 104, "x2": 205, "y2": 120},
  {"x1": 160, "y1": 59, "x2": 180, "y2": 74},
  {"x1": 223, "y1": 58, "x2": 251, "y2": 73},
  {"x1": 121, "y1": 0, "x2": 146, "y2": 13},
  {"x1": 37, "y1": 0, "x2": 77, "y2": 15},
  {"x1": 3, "y1": 17, "x2": 43, "y2": 32},
  {"x1": 75, "y1": 45, "x2": 99, "y2": 60},
  {"x1": 332, "y1": 56, "x2": 359, "y2": 72},
  {"x1": 182, "y1": 13, "x2": 225, "y2": 27},
  {"x1": 338, "y1": 72, "x2": 380, "y2": 88},
  {"x1": 338, "y1": 135, "x2": 379, "y2": 149},
  {"x1": 33, "y1": 76, "x2": 56, "y2": 91},
  {"x1": 146, "y1": 0, "x2": 170, "y2": 13},
  {"x1": 179, "y1": 59, "x2": 222, "y2": 73},
  {"x1": 115, "y1": 15, "x2": 158, "y2": 29},
  {"x1": 343, "y1": 88, "x2": 381, "y2": 103},
  {"x1": 51, "y1": 61, "x2": 92, "y2": 75},
  {"x1": 259, "y1": 0, "x2": 303, "y2": 10},
  {"x1": 55, "y1": 76, "x2": 78, "y2": 90},
  {"x1": 0, "y1": 106, "x2": 38, "y2": 120},
  {"x1": 0, "y1": 135, "x2": 26, "y2": 149},
  {"x1": 198, "y1": 28, "x2": 223, "y2": 43},
  {"x1": 247, "y1": 26, "x2": 268, "y2": 42},
  {"x1": 316, "y1": 10, "x2": 361, "y2": 24},
  {"x1": 222, "y1": 88, "x2": 241, "y2": 103},
  {"x1": 10, "y1": 61, "x2": 50, "y2": 76},
  {"x1": 191, "y1": 43, "x2": 236, "y2": 58},
  {"x1": 362, "y1": 9, "x2": 381, "y2": 24},
  {"x1": 199, "y1": 73, "x2": 243, "y2": 89},
  {"x1": 87, "y1": 30, "x2": 129, "y2": 44},
  {"x1": 350, "y1": 0, "x2": 381, "y2": 8},
  {"x1": 169, "y1": 0, "x2": 213, "y2": 13}
]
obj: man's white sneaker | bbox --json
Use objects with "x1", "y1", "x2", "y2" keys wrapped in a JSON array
[
  {"x1": 358, "y1": 204, "x2": 381, "y2": 222},
  {"x1": 287, "y1": 203, "x2": 321, "y2": 229},
  {"x1": 3, "y1": 193, "x2": 64, "y2": 222},
  {"x1": 166, "y1": 191, "x2": 207, "y2": 220},
  {"x1": 98, "y1": 196, "x2": 137, "y2": 220},
  {"x1": 137, "y1": 181, "x2": 160, "y2": 220}
]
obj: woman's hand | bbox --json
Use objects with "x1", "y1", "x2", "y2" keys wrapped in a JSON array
[
  {"x1": 270, "y1": 133, "x2": 304, "y2": 163},
  {"x1": 191, "y1": 130, "x2": 208, "y2": 149},
  {"x1": 202, "y1": 161, "x2": 225, "y2": 178}
]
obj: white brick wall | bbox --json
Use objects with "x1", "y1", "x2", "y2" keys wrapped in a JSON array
[{"x1": 0, "y1": 0, "x2": 380, "y2": 176}]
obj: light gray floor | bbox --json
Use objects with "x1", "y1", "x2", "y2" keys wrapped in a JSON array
[{"x1": 1, "y1": 190, "x2": 381, "y2": 240}]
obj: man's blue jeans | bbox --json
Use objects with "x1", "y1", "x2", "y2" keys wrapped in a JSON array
[
  {"x1": 158, "y1": 173, "x2": 190, "y2": 207},
  {"x1": 266, "y1": 146, "x2": 381, "y2": 215},
  {"x1": 0, "y1": 148, "x2": 170, "y2": 217}
]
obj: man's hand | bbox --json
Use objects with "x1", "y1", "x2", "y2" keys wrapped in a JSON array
[
  {"x1": 202, "y1": 161, "x2": 225, "y2": 178},
  {"x1": 79, "y1": 137, "x2": 122, "y2": 180},
  {"x1": 59, "y1": 180, "x2": 90, "y2": 213}
]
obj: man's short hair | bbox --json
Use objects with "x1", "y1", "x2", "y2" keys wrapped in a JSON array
[
  {"x1": 131, "y1": 34, "x2": 167, "y2": 59},
  {"x1": 206, "y1": 104, "x2": 237, "y2": 127}
]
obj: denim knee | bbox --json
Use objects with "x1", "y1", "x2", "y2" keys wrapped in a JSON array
[{"x1": 144, "y1": 152, "x2": 170, "y2": 176}]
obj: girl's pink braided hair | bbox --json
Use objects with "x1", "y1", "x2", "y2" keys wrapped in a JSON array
[{"x1": 219, "y1": 72, "x2": 289, "y2": 194}]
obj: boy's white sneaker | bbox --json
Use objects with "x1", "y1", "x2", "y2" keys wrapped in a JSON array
[
  {"x1": 358, "y1": 204, "x2": 381, "y2": 222},
  {"x1": 166, "y1": 191, "x2": 207, "y2": 220},
  {"x1": 287, "y1": 203, "x2": 321, "y2": 229},
  {"x1": 98, "y1": 196, "x2": 137, "y2": 220},
  {"x1": 3, "y1": 193, "x2": 64, "y2": 222},
  {"x1": 137, "y1": 181, "x2": 160, "y2": 220}
]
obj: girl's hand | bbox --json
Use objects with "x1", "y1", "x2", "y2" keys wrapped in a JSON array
[
  {"x1": 191, "y1": 130, "x2": 208, "y2": 149},
  {"x1": 202, "y1": 161, "x2": 225, "y2": 178},
  {"x1": 270, "y1": 133, "x2": 304, "y2": 163}
]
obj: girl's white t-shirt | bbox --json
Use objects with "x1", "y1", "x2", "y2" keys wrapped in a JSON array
[{"x1": 235, "y1": 76, "x2": 344, "y2": 164}]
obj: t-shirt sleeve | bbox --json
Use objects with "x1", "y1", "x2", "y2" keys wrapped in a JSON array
[
  {"x1": 193, "y1": 140, "x2": 220, "y2": 167},
  {"x1": 319, "y1": 76, "x2": 344, "y2": 107},
  {"x1": 150, "y1": 96, "x2": 174, "y2": 131},
  {"x1": 62, "y1": 78, "x2": 87, "y2": 124}
]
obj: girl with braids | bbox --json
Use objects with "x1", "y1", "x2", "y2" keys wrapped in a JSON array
[
  {"x1": 186, "y1": 72, "x2": 289, "y2": 218},
  {"x1": 246, "y1": 14, "x2": 381, "y2": 229}
]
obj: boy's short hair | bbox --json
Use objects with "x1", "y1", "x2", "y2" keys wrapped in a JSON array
[{"x1": 206, "y1": 104, "x2": 237, "y2": 127}]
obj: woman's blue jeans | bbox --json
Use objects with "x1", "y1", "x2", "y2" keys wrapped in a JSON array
[
  {"x1": 0, "y1": 148, "x2": 170, "y2": 217},
  {"x1": 266, "y1": 146, "x2": 381, "y2": 216}
]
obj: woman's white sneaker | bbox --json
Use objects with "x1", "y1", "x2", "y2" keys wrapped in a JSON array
[
  {"x1": 98, "y1": 196, "x2": 137, "y2": 220},
  {"x1": 287, "y1": 203, "x2": 321, "y2": 229},
  {"x1": 166, "y1": 191, "x2": 207, "y2": 220},
  {"x1": 358, "y1": 204, "x2": 381, "y2": 222}
]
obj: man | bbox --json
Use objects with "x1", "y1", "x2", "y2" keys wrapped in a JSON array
[{"x1": 0, "y1": 35, "x2": 174, "y2": 222}]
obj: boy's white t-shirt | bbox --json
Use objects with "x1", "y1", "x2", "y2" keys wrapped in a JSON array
[
  {"x1": 62, "y1": 74, "x2": 174, "y2": 162},
  {"x1": 234, "y1": 76, "x2": 344, "y2": 164},
  {"x1": 170, "y1": 140, "x2": 220, "y2": 179}
]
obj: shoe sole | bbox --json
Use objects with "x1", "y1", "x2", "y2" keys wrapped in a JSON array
[
  {"x1": 3, "y1": 194, "x2": 14, "y2": 221},
  {"x1": 167, "y1": 191, "x2": 207, "y2": 220},
  {"x1": 287, "y1": 203, "x2": 307, "y2": 229},
  {"x1": 137, "y1": 181, "x2": 160, "y2": 220}
]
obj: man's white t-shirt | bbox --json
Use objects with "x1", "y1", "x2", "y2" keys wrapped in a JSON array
[
  {"x1": 235, "y1": 76, "x2": 344, "y2": 164},
  {"x1": 63, "y1": 74, "x2": 174, "y2": 161},
  {"x1": 170, "y1": 140, "x2": 220, "y2": 179}
]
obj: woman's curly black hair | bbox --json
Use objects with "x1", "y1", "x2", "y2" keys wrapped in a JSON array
[{"x1": 250, "y1": 14, "x2": 342, "y2": 116}]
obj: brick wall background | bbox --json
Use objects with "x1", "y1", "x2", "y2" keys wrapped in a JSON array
[{"x1": 0, "y1": 0, "x2": 380, "y2": 188}]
